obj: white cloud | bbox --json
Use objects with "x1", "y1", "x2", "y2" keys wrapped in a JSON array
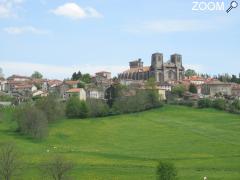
[
  {"x1": 0, "y1": 61, "x2": 127, "y2": 79},
  {"x1": 3, "y1": 26, "x2": 48, "y2": 35},
  {"x1": 0, "y1": 0, "x2": 25, "y2": 18},
  {"x1": 124, "y1": 19, "x2": 218, "y2": 34},
  {"x1": 51, "y1": 2, "x2": 103, "y2": 20}
]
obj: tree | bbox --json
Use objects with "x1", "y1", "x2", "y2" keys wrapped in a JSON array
[
  {"x1": 0, "y1": 68, "x2": 4, "y2": 78},
  {"x1": 189, "y1": 83, "x2": 197, "y2": 94},
  {"x1": 66, "y1": 97, "x2": 82, "y2": 118},
  {"x1": 87, "y1": 99, "x2": 109, "y2": 117},
  {"x1": 156, "y1": 161, "x2": 177, "y2": 180},
  {"x1": 71, "y1": 71, "x2": 82, "y2": 81},
  {"x1": 172, "y1": 84, "x2": 186, "y2": 97},
  {"x1": 81, "y1": 74, "x2": 91, "y2": 84},
  {"x1": 31, "y1": 71, "x2": 43, "y2": 79},
  {"x1": 0, "y1": 142, "x2": 19, "y2": 180},
  {"x1": 146, "y1": 77, "x2": 156, "y2": 90},
  {"x1": 185, "y1": 69, "x2": 197, "y2": 77},
  {"x1": 43, "y1": 155, "x2": 74, "y2": 180},
  {"x1": 15, "y1": 104, "x2": 48, "y2": 139},
  {"x1": 35, "y1": 94, "x2": 65, "y2": 122},
  {"x1": 66, "y1": 97, "x2": 88, "y2": 118}
]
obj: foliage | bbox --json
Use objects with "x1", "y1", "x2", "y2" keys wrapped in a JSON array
[
  {"x1": 14, "y1": 104, "x2": 48, "y2": 139},
  {"x1": 71, "y1": 71, "x2": 91, "y2": 84},
  {"x1": 112, "y1": 90, "x2": 162, "y2": 114},
  {"x1": 145, "y1": 77, "x2": 156, "y2": 89},
  {"x1": 43, "y1": 155, "x2": 73, "y2": 180},
  {"x1": 105, "y1": 83, "x2": 127, "y2": 107},
  {"x1": 198, "y1": 98, "x2": 212, "y2": 108},
  {"x1": 0, "y1": 142, "x2": 19, "y2": 180},
  {"x1": 0, "y1": 95, "x2": 14, "y2": 102},
  {"x1": 31, "y1": 71, "x2": 43, "y2": 79},
  {"x1": 156, "y1": 161, "x2": 177, "y2": 180},
  {"x1": 87, "y1": 99, "x2": 110, "y2": 117},
  {"x1": 185, "y1": 69, "x2": 197, "y2": 77},
  {"x1": 66, "y1": 97, "x2": 88, "y2": 118},
  {"x1": 188, "y1": 83, "x2": 197, "y2": 94},
  {"x1": 172, "y1": 84, "x2": 186, "y2": 97},
  {"x1": 35, "y1": 94, "x2": 65, "y2": 122},
  {"x1": 212, "y1": 98, "x2": 226, "y2": 110},
  {"x1": 217, "y1": 73, "x2": 240, "y2": 84},
  {"x1": 230, "y1": 100, "x2": 240, "y2": 113},
  {"x1": 0, "y1": 67, "x2": 4, "y2": 78}
]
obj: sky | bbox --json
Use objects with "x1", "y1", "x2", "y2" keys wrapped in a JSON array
[{"x1": 0, "y1": 0, "x2": 240, "y2": 79}]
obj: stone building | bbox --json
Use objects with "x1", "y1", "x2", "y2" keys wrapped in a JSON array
[
  {"x1": 118, "y1": 53, "x2": 185, "y2": 84},
  {"x1": 201, "y1": 80, "x2": 232, "y2": 96}
]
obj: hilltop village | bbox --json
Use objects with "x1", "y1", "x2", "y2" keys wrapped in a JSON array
[{"x1": 0, "y1": 52, "x2": 240, "y2": 106}]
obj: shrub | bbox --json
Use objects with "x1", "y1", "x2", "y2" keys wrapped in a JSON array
[
  {"x1": 112, "y1": 90, "x2": 163, "y2": 114},
  {"x1": 0, "y1": 142, "x2": 19, "y2": 180},
  {"x1": 156, "y1": 161, "x2": 177, "y2": 180},
  {"x1": 87, "y1": 99, "x2": 109, "y2": 117},
  {"x1": 172, "y1": 84, "x2": 186, "y2": 97},
  {"x1": 14, "y1": 104, "x2": 48, "y2": 139},
  {"x1": 66, "y1": 97, "x2": 89, "y2": 118},
  {"x1": 43, "y1": 155, "x2": 74, "y2": 180},
  {"x1": 35, "y1": 94, "x2": 65, "y2": 122},
  {"x1": 198, "y1": 98, "x2": 212, "y2": 108},
  {"x1": 213, "y1": 98, "x2": 226, "y2": 110},
  {"x1": 189, "y1": 83, "x2": 197, "y2": 94},
  {"x1": 229, "y1": 99, "x2": 240, "y2": 113}
]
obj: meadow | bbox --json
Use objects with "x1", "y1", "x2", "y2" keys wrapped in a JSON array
[{"x1": 0, "y1": 105, "x2": 240, "y2": 179}]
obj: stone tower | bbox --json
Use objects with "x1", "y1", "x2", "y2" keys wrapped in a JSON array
[
  {"x1": 151, "y1": 53, "x2": 163, "y2": 69},
  {"x1": 170, "y1": 54, "x2": 182, "y2": 67}
]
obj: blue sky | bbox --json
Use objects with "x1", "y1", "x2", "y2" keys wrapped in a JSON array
[{"x1": 0, "y1": 0, "x2": 240, "y2": 79}]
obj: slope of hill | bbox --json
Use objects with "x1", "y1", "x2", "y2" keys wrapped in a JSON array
[{"x1": 0, "y1": 105, "x2": 240, "y2": 179}]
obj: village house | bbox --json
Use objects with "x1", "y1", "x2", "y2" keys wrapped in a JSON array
[
  {"x1": 86, "y1": 85, "x2": 105, "y2": 100},
  {"x1": 232, "y1": 85, "x2": 240, "y2": 98},
  {"x1": 7, "y1": 75, "x2": 31, "y2": 82},
  {"x1": 65, "y1": 88, "x2": 86, "y2": 101},
  {"x1": 201, "y1": 80, "x2": 232, "y2": 97}
]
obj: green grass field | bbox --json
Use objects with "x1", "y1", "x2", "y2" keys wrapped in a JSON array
[{"x1": 0, "y1": 105, "x2": 240, "y2": 179}]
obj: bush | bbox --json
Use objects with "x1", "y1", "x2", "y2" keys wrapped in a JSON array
[
  {"x1": 112, "y1": 90, "x2": 163, "y2": 114},
  {"x1": 14, "y1": 104, "x2": 48, "y2": 139},
  {"x1": 156, "y1": 161, "x2": 177, "y2": 180},
  {"x1": 35, "y1": 94, "x2": 65, "y2": 122},
  {"x1": 189, "y1": 83, "x2": 197, "y2": 94},
  {"x1": 213, "y1": 98, "x2": 226, "y2": 110},
  {"x1": 198, "y1": 98, "x2": 212, "y2": 108},
  {"x1": 87, "y1": 99, "x2": 109, "y2": 117},
  {"x1": 179, "y1": 100, "x2": 195, "y2": 107},
  {"x1": 229, "y1": 100, "x2": 240, "y2": 113},
  {"x1": 66, "y1": 97, "x2": 88, "y2": 118},
  {"x1": 172, "y1": 84, "x2": 186, "y2": 97}
]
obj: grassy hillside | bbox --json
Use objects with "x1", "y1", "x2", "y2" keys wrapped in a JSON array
[{"x1": 0, "y1": 105, "x2": 240, "y2": 179}]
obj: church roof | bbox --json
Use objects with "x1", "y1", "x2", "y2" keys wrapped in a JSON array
[{"x1": 123, "y1": 66, "x2": 150, "y2": 73}]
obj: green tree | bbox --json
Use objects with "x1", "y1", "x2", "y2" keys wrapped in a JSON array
[
  {"x1": 156, "y1": 161, "x2": 177, "y2": 180},
  {"x1": 31, "y1": 71, "x2": 43, "y2": 79},
  {"x1": 198, "y1": 98, "x2": 212, "y2": 108},
  {"x1": 172, "y1": 84, "x2": 186, "y2": 97},
  {"x1": 87, "y1": 99, "x2": 109, "y2": 117},
  {"x1": 35, "y1": 94, "x2": 65, "y2": 122},
  {"x1": 0, "y1": 68, "x2": 4, "y2": 78},
  {"x1": 14, "y1": 104, "x2": 48, "y2": 139},
  {"x1": 71, "y1": 71, "x2": 82, "y2": 81},
  {"x1": 185, "y1": 69, "x2": 197, "y2": 77},
  {"x1": 213, "y1": 98, "x2": 226, "y2": 110},
  {"x1": 146, "y1": 77, "x2": 156, "y2": 90},
  {"x1": 81, "y1": 74, "x2": 91, "y2": 84},
  {"x1": 66, "y1": 97, "x2": 88, "y2": 118},
  {"x1": 189, "y1": 83, "x2": 197, "y2": 94}
]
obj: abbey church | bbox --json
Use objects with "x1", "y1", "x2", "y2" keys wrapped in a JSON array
[{"x1": 118, "y1": 53, "x2": 185, "y2": 84}]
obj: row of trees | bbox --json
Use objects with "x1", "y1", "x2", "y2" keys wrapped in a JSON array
[{"x1": 14, "y1": 95, "x2": 65, "y2": 139}]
